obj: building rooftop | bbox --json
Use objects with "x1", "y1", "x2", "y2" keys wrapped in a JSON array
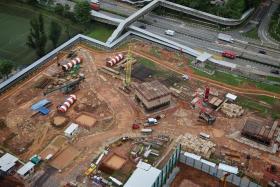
[
  {"x1": 226, "y1": 93, "x2": 237, "y2": 101},
  {"x1": 64, "y1": 123, "x2": 79, "y2": 134},
  {"x1": 135, "y1": 80, "x2": 171, "y2": 101},
  {"x1": 17, "y1": 161, "x2": 35, "y2": 176},
  {"x1": 124, "y1": 161, "x2": 161, "y2": 187},
  {"x1": 0, "y1": 153, "x2": 18, "y2": 172},
  {"x1": 242, "y1": 119, "x2": 278, "y2": 144}
]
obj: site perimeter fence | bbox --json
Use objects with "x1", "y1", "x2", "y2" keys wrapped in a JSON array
[
  {"x1": 179, "y1": 152, "x2": 262, "y2": 187},
  {"x1": 152, "y1": 145, "x2": 181, "y2": 187}
]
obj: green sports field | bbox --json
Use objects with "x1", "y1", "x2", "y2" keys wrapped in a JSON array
[
  {"x1": 0, "y1": 2, "x2": 84, "y2": 67},
  {"x1": 0, "y1": 2, "x2": 115, "y2": 68}
]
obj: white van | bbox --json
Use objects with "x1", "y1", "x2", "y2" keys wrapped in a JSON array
[
  {"x1": 141, "y1": 128, "x2": 153, "y2": 134},
  {"x1": 199, "y1": 132, "x2": 210, "y2": 140},
  {"x1": 165, "y1": 30, "x2": 175, "y2": 36}
]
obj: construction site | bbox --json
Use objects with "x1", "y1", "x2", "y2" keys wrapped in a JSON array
[{"x1": 0, "y1": 40, "x2": 279, "y2": 187}]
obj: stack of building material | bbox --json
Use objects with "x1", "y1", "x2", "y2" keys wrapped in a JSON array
[
  {"x1": 221, "y1": 103, "x2": 244, "y2": 118},
  {"x1": 209, "y1": 97, "x2": 223, "y2": 108},
  {"x1": 177, "y1": 133, "x2": 216, "y2": 158}
]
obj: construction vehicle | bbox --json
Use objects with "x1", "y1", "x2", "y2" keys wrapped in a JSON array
[
  {"x1": 89, "y1": 0, "x2": 100, "y2": 11},
  {"x1": 144, "y1": 118, "x2": 158, "y2": 127},
  {"x1": 222, "y1": 50, "x2": 236, "y2": 59},
  {"x1": 44, "y1": 76, "x2": 85, "y2": 96},
  {"x1": 141, "y1": 128, "x2": 153, "y2": 134},
  {"x1": 203, "y1": 87, "x2": 210, "y2": 102},
  {"x1": 132, "y1": 123, "x2": 140, "y2": 129},
  {"x1": 85, "y1": 163, "x2": 97, "y2": 176},
  {"x1": 119, "y1": 46, "x2": 133, "y2": 94},
  {"x1": 199, "y1": 112, "x2": 216, "y2": 125}
]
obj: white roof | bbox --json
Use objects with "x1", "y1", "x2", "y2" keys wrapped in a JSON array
[
  {"x1": 124, "y1": 161, "x2": 161, "y2": 187},
  {"x1": 17, "y1": 161, "x2": 35, "y2": 176},
  {"x1": 64, "y1": 123, "x2": 79, "y2": 134},
  {"x1": 0, "y1": 153, "x2": 18, "y2": 172},
  {"x1": 148, "y1": 118, "x2": 157, "y2": 122},
  {"x1": 184, "y1": 152, "x2": 201, "y2": 160},
  {"x1": 196, "y1": 52, "x2": 212, "y2": 62},
  {"x1": 201, "y1": 159, "x2": 216, "y2": 168},
  {"x1": 218, "y1": 33, "x2": 233, "y2": 42},
  {"x1": 218, "y1": 163, "x2": 238, "y2": 174},
  {"x1": 226, "y1": 93, "x2": 237, "y2": 101},
  {"x1": 141, "y1": 128, "x2": 152, "y2": 132}
]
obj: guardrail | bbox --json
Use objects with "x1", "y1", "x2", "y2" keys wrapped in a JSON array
[
  {"x1": 179, "y1": 152, "x2": 261, "y2": 187},
  {"x1": 161, "y1": 0, "x2": 254, "y2": 26}
]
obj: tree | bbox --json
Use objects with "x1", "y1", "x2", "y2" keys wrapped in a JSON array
[
  {"x1": 49, "y1": 21, "x2": 62, "y2": 48},
  {"x1": 74, "y1": 1, "x2": 91, "y2": 24},
  {"x1": 54, "y1": 3, "x2": 64, "y2": 15},
  {"x1": 26, "y1": 14, "x2": 47, "y2": 57},
  {"x1": 65, "y1": 23, "x2": 71, "y2": 39},
  {"x1": 0, "y1": 60, "x2": 13, "y2": 79}
]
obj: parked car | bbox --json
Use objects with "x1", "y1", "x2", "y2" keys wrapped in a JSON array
[
  {"x1": 165, "y1": 30, "x2": 175, "y2": 36},
  {"x1": 258, "y1": 50, "x2": 266, "y2": 55},
  {"x1": 270, "y1": 69, "x2": 279, "y2": 74},
  {"x1": 139, "y1": 25, "x2": 146, "y2": 29}
]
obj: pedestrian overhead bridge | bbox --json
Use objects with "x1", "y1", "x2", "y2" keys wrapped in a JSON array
[
  {"x1": 106, "y1": 0, "x2": 160, "y2": 44},
  {"x1": 106, "y1": 0, "x2": 254, "y2": 44}
]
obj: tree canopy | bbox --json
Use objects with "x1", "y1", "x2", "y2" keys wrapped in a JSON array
[
  {"x1": 26, "y1": 14, "x2": 47, "y2": 57},
  {"x1": 168, "y1": 0, "x2": 260, "y2": 19},
  {"x1": 0, "y1": 59, "x2": 13, "y2": 79},
  {"x1": 49, "y1": 21, "x2": 62, "y2": 48},
  {"x1": 74, "y1": 1, "x2": 91, "y2": 24}
]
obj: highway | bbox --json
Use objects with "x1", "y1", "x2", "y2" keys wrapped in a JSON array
[
  {"x1": 135, "y1": 23, "x2": 278, "y2": 73},
  {"x1": 99, "y1": 0, "x2": 280, "y2": 73}
]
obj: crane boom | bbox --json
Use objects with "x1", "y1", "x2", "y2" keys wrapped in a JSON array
[{"x1": 44, "y1": 76, "x2": 85, "y2": 96}]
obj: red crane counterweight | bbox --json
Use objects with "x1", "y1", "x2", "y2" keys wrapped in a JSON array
[{"x1": 204, "y1": 87, "x2": 210, "y2": 102}]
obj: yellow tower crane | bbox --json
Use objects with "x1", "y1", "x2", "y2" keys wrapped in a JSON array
[{"x1": 124, "y1": 46, "x2": 133, "y2": 86}]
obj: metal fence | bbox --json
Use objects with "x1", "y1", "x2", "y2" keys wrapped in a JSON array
[
  {"x1": 152, "y1": 145, "x2": 181, "y2": 187},
  {"x1": 179, "y1": 152, "x2": 261, "y2": 187}
]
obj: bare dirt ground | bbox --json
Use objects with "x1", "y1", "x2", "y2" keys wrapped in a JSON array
[
  {"x1": 171, "y1": 163, "x2": 237, "y2": 187},
  {"x1": 50, "y1": 145, "x2": 81, "y2": 170},
  {"x1": 0, "y1": 41, "x2": 279, "y2": 186}
]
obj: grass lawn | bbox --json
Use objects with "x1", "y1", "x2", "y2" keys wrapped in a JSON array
[
  {"x1": 267, "y1": 76, "x2": 280, "y2": 82},
  {"x1": 135, "y1": 56, "x2": 171, "y2": 77},
  {"x1": 237, "y1": 96, "x2": 280, "y2": 119},
  {"x1": 191, "y1": 67, "x2": 280, "y2": 94},
  {"x1": 86, "y1": 22, "x2": 116, "y2": 42},
  {"x1": 0, "y1": 2, "x2": 115, "y2": 68},
  {"x1": 242, "y1": 27, "x2": 259, "y2": 40},
  {"x1": 0, "y1": 2, "x2": 82, "y2": 67}
]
